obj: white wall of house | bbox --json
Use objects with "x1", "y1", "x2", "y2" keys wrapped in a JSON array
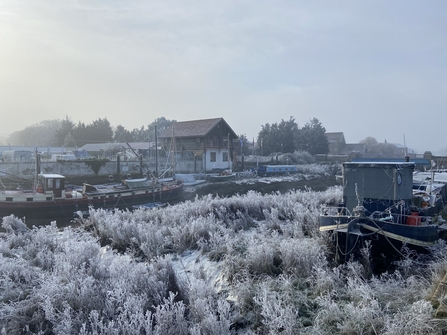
[{"x1": 205, "y1": 148, "x2": 232, "y2": 171}]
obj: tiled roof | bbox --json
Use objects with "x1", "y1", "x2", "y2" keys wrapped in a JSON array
[{"x1": 159, "y1": 118, "x2": 237, "y2": 138}]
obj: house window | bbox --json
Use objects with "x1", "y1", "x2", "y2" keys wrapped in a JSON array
[
  {"x1": 210, "y1": 152, "x2": 216, "y2": 162},
  {"x1": 223, "y1": 152, "x2": 228, "y2": 162}
]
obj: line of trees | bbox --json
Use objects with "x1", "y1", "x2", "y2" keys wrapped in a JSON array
[
  {"x1": 257, "y1": 117, "x2": 329, "y2": 156},
  {"x1": 6, "y1": 117, "x2": 177, "y2": 148},
  {"x1": 5, "y1": 116, "x2": 330, "y2": 156}
]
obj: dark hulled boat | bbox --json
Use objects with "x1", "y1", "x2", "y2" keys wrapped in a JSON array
[
  {"x1": 0, "y1": 173, "x2": 184, "y2": 221},
  {"x1": 320, "y1": 162, "x2": 447, "y2": 263}
]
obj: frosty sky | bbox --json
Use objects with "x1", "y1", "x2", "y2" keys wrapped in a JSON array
[{"x1": 1, "y1": 1, "x2": 446, "y2": 153}]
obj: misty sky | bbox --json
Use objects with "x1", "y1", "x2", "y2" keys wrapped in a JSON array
[{"x1": 1, "y1": 1, "x2": 446, "y2": 153}]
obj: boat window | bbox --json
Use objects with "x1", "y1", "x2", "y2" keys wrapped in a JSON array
[
  {"x1": 47, "y1": 179, "x2": 53, "y2": 188},
  {"x1": 6, "y1": 197, "x2": 13, "y2": 201},
  {"x1": 55, "y1": 179, "x2": 60, "y2": 189},
  {"x1": 26, "y1": 198, "x2": 33, "y2": 202}
]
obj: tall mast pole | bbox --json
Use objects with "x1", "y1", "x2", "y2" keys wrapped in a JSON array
[{"x1": 155, "y1": 124, "x2": 158, "y2": 178}]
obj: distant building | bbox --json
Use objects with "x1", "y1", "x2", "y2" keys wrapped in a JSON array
[
  {"x1": 2, "y1": 150, "x2": 33, "y2": 162},
  {"x1": 391, "y1": 143, "x2": 416, "y2": 157},
  {"x1": 325, "y1": 132, "x2": 346, "y2": 155},
  {"x1": 325, "y1": 132, "x2": 367, "y2": 156},
  {"x1": 159, "y1": 117, "x2": 238, "y2": 172},
  {"x1": 0, "y1": 146, "x2": 71, "y2": 161}
]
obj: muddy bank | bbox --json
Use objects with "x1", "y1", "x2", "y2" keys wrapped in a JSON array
[{"x1": 184, "y1": 175, "x2": 340, "y2": 201}]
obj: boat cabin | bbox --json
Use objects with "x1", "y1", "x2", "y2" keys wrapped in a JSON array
[
  {"x1": 39, "y1": 174, "x2": 65, "y2": 198},
  {"x1": 342, "y1": 162, "x2": 414, "y2": 215}
]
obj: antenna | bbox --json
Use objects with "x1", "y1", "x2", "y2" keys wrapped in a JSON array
[{"x1": 403, "y1": 134, "x2": 409, "y2": 162}]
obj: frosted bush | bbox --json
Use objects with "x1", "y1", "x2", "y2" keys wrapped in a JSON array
[
  {"x1": 384, "y1": 300, "x2": 438, "y2": 335},
  {"x1": 1, "y1": 214, "x2": 29, "y2": 234},
  {"x1": 280, "y1": 238, "x2": 326, "y2": 278},
  {"x1": 254, "y1": 286, "x2": 299, "y2": 335},
  {"x1": 153, "y1": 292, "x2": 189, "y2": 335},
  {"x1": 187, "y1": 275, "x2": 232, "y2": 335}
]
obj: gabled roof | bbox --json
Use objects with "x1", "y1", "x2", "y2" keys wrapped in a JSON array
[
  {"x1": 325, "y1": 132, "x2": 345, "y2": 144},
  {"x1": 159, "y1": 118, "x2": 238, "y2": 139}
]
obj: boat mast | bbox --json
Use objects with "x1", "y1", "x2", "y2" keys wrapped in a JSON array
[
  {"x1": 172, "y1": 125, "x2": 176, "y2": 176},
  {"x1": 228, "y1": 133, "x2": 231, "y2": 172},
  {"x1": 155, "y1": 125, "x2": 158, "y2": 178},
  {"x1": 34, "y1": 148, "x2": 41, "y2": 190},
  {"x1": 403, "y1": 134, "x2": 409, "y2": 162}
]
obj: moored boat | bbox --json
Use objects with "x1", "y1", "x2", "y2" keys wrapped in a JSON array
[
  {"x1": 256, "y1": 164, "x2": 298, "y2": 177},
  {"x1": 0, "y1": 172, "x2": 184, "y2": 222},
  {"x1": 320, "y1": 162, "x2": 447, "y2": 264},
  {"x1": 174, "y1": 173, "x2": 207, "y2": 187},
  {"x1": 209, "y1": 171, "x2": 236, "y2": 182}
]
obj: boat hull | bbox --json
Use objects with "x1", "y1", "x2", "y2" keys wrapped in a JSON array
[
  {"x1": 0, "y1": 183, "x2": 184, "y2": 221},
  {"x1": 329, "y1": 215, "x2": 444, "y2": 265}
]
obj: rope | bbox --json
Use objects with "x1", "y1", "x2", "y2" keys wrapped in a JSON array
[{"x1": 359, "y1": 215, "x2": 428, "y2": 265}]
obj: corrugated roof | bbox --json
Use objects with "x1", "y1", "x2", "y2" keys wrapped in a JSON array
[{"x1": 159, "y1": 118, "x2": 237, "y2": 138}]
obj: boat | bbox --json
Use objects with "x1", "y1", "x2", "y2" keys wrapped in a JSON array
[
  {"x1": 209, "y1": 170, "x2": 236, "y2": 182},
  {"x1": 413, "y1": 169, "x2": 447, "y2": 194},
  {"x1": 320, "y1": 162, "x2": 447, "y2": 264},
  {"x1": 256, "y1": 165, "x2": 298, "y2": 177},
  {"x1": 174, "y1": 174, "x2": 207, "y2": 187},
  {"x1": 0, "y1": 154, "x2": 184, "y2": 221}
]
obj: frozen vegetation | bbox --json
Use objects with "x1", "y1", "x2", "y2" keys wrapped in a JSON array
[{"x1": 1, "y1": 165, "x2": 447, "y2": 334}]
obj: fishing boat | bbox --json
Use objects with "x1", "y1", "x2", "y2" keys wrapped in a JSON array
[
  {"x1": 0, "y1": 154, "x2": 184, "y2": 221},
  {"x1": 320, "y1": 162, "x2": 447, "y2": 264}
]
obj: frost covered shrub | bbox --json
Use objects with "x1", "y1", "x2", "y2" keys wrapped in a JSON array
[
  {"x1": 254, "y1": 282, "x2": 300, "y2": 334},
  {"x1": 383, "y1": 300, "x2": 438, "y2": 335},
  {"x1": 307, "y1": 260, "x2": 445, "y2": 335},
  {"x1": 311, "y1": 262, "x2": 388, "y2": 334},
  {"x1": 0, "y1": 223, "x2": 188, "y2": 334},
  {"x1": 279, "y1": 238, "x2": 326, "y2": 278},
  {"x1": 83, "y1": 187, "x2": 342, "y2": 260},
  {"x1": 187, "y1": 275, "x2": 232, "y2": 335}
]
